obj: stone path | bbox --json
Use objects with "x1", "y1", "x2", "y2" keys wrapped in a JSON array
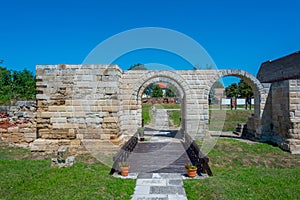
[
  {"x1": 130, "y1": 108, "x2": 188, "y2": 199},
  {"x1": 131, "y1": 173, "x2": 187, "y2": 200},
  {"x1": 152, "y1": 109, "x2": 169, "y2": 130}
]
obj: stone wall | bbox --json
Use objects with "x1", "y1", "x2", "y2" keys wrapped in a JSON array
[
  {"x1": 33, "y1": 64, "x2": 122, "y2": 154},
  {"x1": 256, "y1": 51, "x2": 300, "y2": 154},
  {"x1": 286, "y1": 80, "x2": 300, "y2": 153},
  {"x1": 0, "y1": 64, "x2": 266, "y2": 154},
  {"x1": 2, "y1": 63, "x2": 300, "y2": 154},
  {"x1": 257, "y1": 51, "x2": 300, "y2": 83},
  {"x1": 258, "y1": 79, "x2": 300, "y2": 154},
  {"x1": 0, "y1": 101, "x2": 37, "y2": 148}
]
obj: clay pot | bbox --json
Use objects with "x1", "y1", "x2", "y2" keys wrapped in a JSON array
[
  {"x1": 120, "y1": 166, "x2": 130, "y2": 176},
  {"x1": 186, "y1": 168, "x2": 197, "y2": 178}
]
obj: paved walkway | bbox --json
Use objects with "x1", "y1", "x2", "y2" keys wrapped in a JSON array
[
  {"x1": 152, "y1": 108, "x2": 169, "y2": 130},
  {"x1": 130, "y1": 109, "x2": 188, "y2": 199},
  {"x1": 131, "y1": 173, "x2": 187, "y2": 200}
]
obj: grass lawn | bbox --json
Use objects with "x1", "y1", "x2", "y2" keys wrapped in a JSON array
[
  {"x1": 168, "y1": 110, "x2": 181, "y2": 127},
  {"x1": 0, "y1": 141, "x2": 135, "y2": 200},
  {"x1": 142, "y1": 104, "x2": 182, "y2": 127},
  {"x1": 184, "y1": 138, "x2": 300, "y2": 200},
  {"x1": 142, "y1": 104, "x2": 253, "y2": 130},
  {"x1": 209, "y1": 110, "x2": 254, "y2": 131},
  {"x1": 142, "y1": 104, "x2": 153, "y2": 125},
  {"x1": 154, "y1": 104, "x2": 181, "y2": 109}
]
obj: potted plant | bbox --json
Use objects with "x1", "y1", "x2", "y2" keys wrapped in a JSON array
[
  {"x1": 185, "y1": 163, "x2": 197, "y2": 177},
  {"x1": 138, "y1": 127, "x2": 145, "y2": 141},
  {"x1": 119, "y1": 162, "x2": 130, "y2": 176}
]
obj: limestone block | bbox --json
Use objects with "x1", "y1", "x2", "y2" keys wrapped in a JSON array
[
  {"x1": 0, "y1": 128, "x2": 7, "y2": 133},
  {"x1": 70, "y1": 139, "x2": 81, "y2": 147},
  {"x1": 103, "y1": 117, "x2": 118, "y2": 123},
  {"x1": 102, "y1": 106, "x2": 119, "y2": 112},
  {"x1": 72, "y1": 112, "x2": 86, "y2": 118},
  {"x1": 8, "y1": 126, "x2": 19, "y2": 133},
  {"x1": 3, "y1": 133, "x2": 25, "y2": 143},
  {"x1": 50, "y1": 117, "x2": 67, "y2": 123},
  {"x1": 25, "y1": 132, "x2": 37, "y2": 139},
  {"x1": 36, "y1": 94, "x2": 49, "y2": 100},
  {"x1": 29, "y1": 139, "x2": 59, "y2": 152}
]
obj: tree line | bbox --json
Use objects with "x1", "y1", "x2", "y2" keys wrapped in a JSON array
[{"x1": 0, "y1": 62, "x2": 36, "y2": 105}]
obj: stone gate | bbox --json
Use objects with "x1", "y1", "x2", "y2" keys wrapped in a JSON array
[
  {"x1": 20, "y1": 51, "x2": 300, "y2": 154},
  {"x1": 32, "y1": 64, "x2": 269, "y2": 153}
]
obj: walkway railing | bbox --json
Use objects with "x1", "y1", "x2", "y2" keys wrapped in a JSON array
[
  {"x1": 183, "y1": 133, "x2": 213, "y2": 176},
  {"x1": 110, "y1": 132, "x2": 139, "y2": 174}
]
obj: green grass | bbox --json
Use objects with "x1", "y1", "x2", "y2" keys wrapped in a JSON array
[
  {"x1": 142, "y1": 104, "x2": 252, "y2": 130},
  {"x1": 154, "y1": 104, "x2": 181, "y2": 109},
  {"x1": 184, "y1": 138, "x2": 300, "y2": 200},
  {"x1": 209, "y1": 110, "x2": 253, "y2": 131},
  {"x1": 168, "y1": 110, "x2": 181, "y2": 127},
  {"x1": 142, "y1": 104, "x2": 153, "y2": 125},
  {"x1": 142, "y1": 104, "x2": 182, "y2": 126},
  {"x1": 0, "y1": 141, "x2": 135, "y2": 200}
]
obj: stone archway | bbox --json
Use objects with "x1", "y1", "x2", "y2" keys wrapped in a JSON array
[
  {"x1": 120, "y1": 70, "x2": 196, "y2": 138},
  {"x1": 33, "y1": 65, "x2": 277, "y2": 154},
  {"x1": 206, "y1": 69, "x2": 267, "y2": 137}
]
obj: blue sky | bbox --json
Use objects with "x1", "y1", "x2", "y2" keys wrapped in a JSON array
[{"x1": 1, "y1": 0, "x2": 299, "y2": 85}]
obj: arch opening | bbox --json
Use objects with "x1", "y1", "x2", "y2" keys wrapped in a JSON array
[
  {"x1": 206, "y1": 70, "x2": 265, "y2": 138},
  {"x1": 136, "y1": 76, "x2": 186, "y2": 137}
]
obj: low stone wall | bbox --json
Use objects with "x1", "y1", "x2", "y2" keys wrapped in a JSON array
[{"x1": 0, "y1": 101, "x2": 37, "y2": 148}]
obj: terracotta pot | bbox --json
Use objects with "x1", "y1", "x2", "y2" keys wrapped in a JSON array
[
  {"x1": 120, "y1": 166, "x2": 130, "y2": 176},
  {"x1": 186, "y1": 168, "x2": 197, "y2": 177}
]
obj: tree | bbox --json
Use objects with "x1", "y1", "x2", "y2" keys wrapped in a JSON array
[
  {"x1": 11, "y1": 69, "x2": 36, "y2": 101},
  {"x1": 238, "y1": 80, "x2": 253, "y2": 98},
  {"x1": 128, "y1": 63, "x2": 147, "y2": 70},
  {"x1": 0, "y1": 65, "x2": 36, "y2": 105},
  {"x1": 151, "y1": 85, "x2": 163, "y2": 98},
  {"x1": 225, "y1": 79, "x2": 253, "y2": 110},
  {"x1": 165, "y1": 88, "x2": 175, "y2": 97},
  {"x1": 0, "y1": 66, "x2": 12, "y2": 105},
  {"x1": 225, "y1": 83, "x2": 239, "y2": 110},
  {"x1": 144, "y1": 83, "x2": 154, "y2": 97},
  {"x1": 238, "y1": 80, "x2": 253, "y2": 109}
]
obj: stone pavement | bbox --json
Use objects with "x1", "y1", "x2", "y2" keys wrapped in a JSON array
[
  {"x1": 131, "y1": 173, "x2": 188, "y2": 200},
  {"x1": 152, "y1": 109, "x2": 169, "y2": 130}
]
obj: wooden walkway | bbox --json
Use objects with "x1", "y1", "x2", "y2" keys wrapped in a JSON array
[{"x1": 126, "y1": 130, "x2": 192, "y2": 174}]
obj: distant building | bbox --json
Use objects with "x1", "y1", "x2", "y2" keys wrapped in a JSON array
[
  {"x1": 156, "y1": 82, "x2": 167, "y2": 96},
  {"x1": 214, "y1": 88, "x2": 225, "y2": 99}
]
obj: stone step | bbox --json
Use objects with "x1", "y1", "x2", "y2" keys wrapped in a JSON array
[{"x1": 131, "y1": 173, "x2": 188, "y2": 200}]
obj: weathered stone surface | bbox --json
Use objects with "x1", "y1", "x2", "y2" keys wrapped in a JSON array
[{"x1": 4, "y1": 59, "x2": 300, "y2": 154}]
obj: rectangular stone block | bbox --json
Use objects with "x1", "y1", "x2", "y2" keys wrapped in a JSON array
[
  {"x1": 25, "y1": 132, "x2": 37, "y2": 139},
  {"x1": 8, "y1": 127, "x2": 19, "y2": 133},
  {"x1": 50, "y1": 117, "x2": 67, "y2": 123},
  {"x1": 52, "y1": 123, "x2": 79, "y2": 129},
  {"x1": 103, "y1": 117, "x2": 118, "y2": 123},
  {"x1": 102, "y1": 106, "x2": 119, "y2": 112}
]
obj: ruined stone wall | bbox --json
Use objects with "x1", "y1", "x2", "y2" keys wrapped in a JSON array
[
  {"x1": 257, "y1": 51, "x2": 300, "y2": 83},
  {"x1": 287, "y1": 80, "x2": 300, "y2": 153},
  {"x1": 0, "y1": 101, "x2": 37, "y2": 148},
  {"x1": 0, "y1": 65, "x2": 263, "y2": 154},
  {"x1": 33, "y1": 64, "x2": 122, "y2": 153},
  {"x1": 260, "y1": 80, "x2": 300, "y2": 154},
  {"x1": 120, "y1": 69, "x2": 264, "y2": 141}
]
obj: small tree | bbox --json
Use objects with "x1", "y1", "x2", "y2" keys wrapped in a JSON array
[
  {"x1": 238, "y1": 80, "x2": 253, "y2": 109},
  {"x1": 151, "y1": 85, "x2": 163, "y2": 98},
  {"x1": 128, "y1": 63, "x2": 147, "y2": 70},
  {"x1": 165, "y1": 88, "x2": 175, "y2": 97},
  {"x1": 225, "y1": 83, "x2": 239, "y2": 110}
]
